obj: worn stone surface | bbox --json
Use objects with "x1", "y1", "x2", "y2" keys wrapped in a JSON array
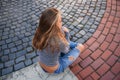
[{"x1": 1, "y1": 62, "x2": 78, "y2": 80}]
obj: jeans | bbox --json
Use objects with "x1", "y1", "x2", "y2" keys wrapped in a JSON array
[
  {"x1": 54, "y1": 41, "x2": 80, "y2": 74},
  {"x1": 54, "y1": 30, "x2": 81, "y2": 73}
]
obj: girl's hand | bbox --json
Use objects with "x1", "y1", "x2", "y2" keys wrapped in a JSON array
[{"x1": 63, "y1": 27, "x2": 69, "y2": 33}]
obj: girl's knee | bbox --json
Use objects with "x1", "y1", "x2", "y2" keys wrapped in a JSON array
[
  {"x1": 80, "y1": 44, "x2": 85, "y2": 52},
  {"x1": 68, "y1": 56, "x2": 75, "y2": 61}
]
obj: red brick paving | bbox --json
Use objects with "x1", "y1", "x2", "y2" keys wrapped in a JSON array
[{"x1": 70, "y1": 0, "x2": 120, "y2": 80}]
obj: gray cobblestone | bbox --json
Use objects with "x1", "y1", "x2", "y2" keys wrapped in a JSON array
[
  {"x1": 2, "y1": 44, "x2": 7, "y2": 49},
  {"x1": 84, "y1": 24, "x2": 90, "y2": 29},
  {"x1": 69, "y1": 25, "x2": 74, "y2": 30},
  {"x1": 89, "y1": 29, "x2": 95, "y2": 33},
  {"x1": 14, "y1": 62, "x2": 25, "y2": 70},
  {"x1": 17, "y1": 45, "x2": 23, "y2": 50},
  {"x1": 71, "y1": 37, "x2": 78, "y2": 41},
  {"x1": 0, "y1": 63, "x2": 4, "y2": 69},
  {"x1": 25, "y1": 59, "x2": 32, "y2": 66},
  {"x1": 9, "y1": 53, "x2": 16, "y2": 60},
  {"x1": 6, "y1": 38, "x2": 12, "y2": 43},
  {"x1": 73, "y1": 28, "x2": 79, "y2": 33},
  {"x1": 18, "y1": 34, "x2": 25, "y2": 39},
  {"x1": 3, "y1": 49, "x2": 10, "y2": 55},
  {"x1": 0, "y1": 70, "x2": 1, "y2": 76},
  {"x1": 26, "y1": 52, "x2": 36, "y2": 59},
  {"x1": 16, "y1": 50, "x2": 27, "y2": 57},
  {"x1": 75, "y1": 33, "x2": 82, "y2": 38},
  {"x1": 1, "y1": 55, "x2": 9, "y2": 62},
  {"x1": 32, "y1": 56, "x2": 39, "y2": 63},
  {"x1": 10, "y1": 47, "x2": 17, "y2": 53},
  {"x1": 26, "y1": 47, "x2": 33, "y2": 53},
  {"x1": 5, "y1": 60, "x2": 14, "y2": 67},
  {"x1": 77, "y1": 38, "x2": 85, "y2": 43},
  {"x1": 2, "y1": 67, "x2": 13, "y2": 75},
  {"x1": 83, "y1": 35, "x2": 89, "y2": 41},
  {"x1": 15, "y1": 40, "x2": 22, "y2": 46},
  {"x1": 8, "y1": 43, "x2": 15, "y2": 48},
  {"x1": 91, "y1": 24, "x2": 98, "y2": 29},
  {"x1": 79, "y1": 30, "x2": 86, "y2": 35},
  {"x1": 15, "y1": 56, "x2": 25, "y2": 63},
  {"x1": 22, "y1": 42, "x2": 28, "y2": 48}
]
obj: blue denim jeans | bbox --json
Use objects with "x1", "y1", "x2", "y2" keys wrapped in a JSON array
[
  {"x1": 54, "y1": 41, "x2": 80, "y2": 74},
  {"x1": 54, "y1": 30, "x2": 81, "y2": 73}
]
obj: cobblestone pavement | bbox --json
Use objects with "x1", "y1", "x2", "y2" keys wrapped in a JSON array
[
  {"x1": 70, "y1": 0, "x2": 120, "y2": 80},
  {"x1": 0, "y1": 0, "x2": 107, "y2": 77},
  {"x1": 1, "y1": 62, "x2": 78, "y2": 80}
]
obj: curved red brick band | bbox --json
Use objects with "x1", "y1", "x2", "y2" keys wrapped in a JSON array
[{"x1": 70, "y1": 0, "x2": 120, "y2": 80}]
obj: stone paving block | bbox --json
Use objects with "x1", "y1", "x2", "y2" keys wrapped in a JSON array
[
  {"x1": 9, "y1": 53, "x2": 16, "y2": 60},
  {"x1": 14, "y1": 62, "x2": 25, "y2": 70},
  {"x1": 22, "y1": 38, "x2": 29, "y2": 43},
  {"x1": 75, "y1": 33, "x2": 82, "y2": 38},
  {"x1": 73, "y1": 28, "x2": 79, "y2": 33},
  {"x1": 2, "y1": 44, "x2": 7, "y2": 49},
  {"x1": 6, "y1": 38, "x2": 12, "y2": 44},
  {"x1": 25, "y1": 32, "x2": 31, "y2": 37},
  {"x1": 2, "y1": 67, "x2": 13, "y2": 75},
  {"x1": 1, "y1": 55, "x2": 9, "y2": 62},
  {"x1": 68, "y1": 25, "x2": 74, "y2": 30},
  {"x1": 70, "y1": 31, "x2": 75, "y2": 36},
  {"x1": 8, "y1": 43, "x2": 15, "y2": 48},
  {"x1": 17, "y1": 45, "x2": 23, "y2": 50},
  {"x1": 89, "y1": 29, "x2": 95, "y2": 33},
  {"x1": 72, "y1": 21, "x2": 79, "y2": 26},
  {"x1": 5, "y1": 60, "x2": 14, "y2": 67},
  {"x1": 16, "y1": 50, "x2": 27, "y2": 57},
  {"x1": 76, "y1": 24, "x2": 83, "y2": 29},
  {"x1": 25, "y1": 59, "x2": 32, "y2": 66},
  {"x1": 76, "y1": 38, "x2": 85, "y2": 43},
  {"x1": 94, "y1": 21, "x2": 99, "y2": 25},
  {"x1": 10, "y1": 47, "x2": 17, "y2": 53},
  {"x1": 83, "y1": 35, "x2": 89, "y2": 41},
  {"x1": 22, "y1": 42, "x2": 28, "y2": 48},
  {"x1": 79, "y1": 30, "x2": 86, "y2": 35},
  {"x1": 84, "y1": 24, "x2": 90, "y2": 29},
  {"x1": 18, "y1": 34, "x2": 25, "y2": 39},
  {"x1": 3, "y1": 31, "x2": 9, "y2": 36},
  {"x1": 0, "y1": 70, "x2": 1, "y2": 76},
  {"x1": 32, "y1": 56, "x2": 39, "y2": 63},
  {"x1": 26, "y1": 52, "x2": 36, "y2": 59},
  {"x1": 3, "y1": 49, "x2": 10, "y2": 55},
  {"x1": 0, "y1": 63, "x2": 4, "y2": 69},
  {"x1": 91, "y1": 24, "x2": 98, "y2": 29},
  {"x1": 8, "y1": 33, "x2": 14, "y2": 38},
  {"x1": 15, "y1": 56, "x2": 25, "y2": 63},
  {"x1": 71, "y1": 37, "x2": 78, "y2": 41},
  {"x1": 26, "y1": 47, "x2": 33, "y2": 53}
]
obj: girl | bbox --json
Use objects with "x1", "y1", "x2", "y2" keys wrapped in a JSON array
[{"x1": 32, "y1": 8, "x2": 84, "y2": 74}]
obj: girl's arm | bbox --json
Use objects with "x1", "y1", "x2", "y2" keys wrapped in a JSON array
[
  {"x1": 62, "y1": 27, "x2": 78, "y2": 49},
  {"x1": 62, "y1": 27, "x2": 70, "y2": 42}
]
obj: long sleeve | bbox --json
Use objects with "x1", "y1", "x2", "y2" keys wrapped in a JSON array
[
  {"x1": 62, "y1": 27, "x2": 78, "y2": 49},
  {"x1": 59, "y1": 41, "x2": 70, "y2": 54}
]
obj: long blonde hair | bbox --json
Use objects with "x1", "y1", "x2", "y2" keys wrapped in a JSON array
[{"x1": 32, "y1": 8, "x2": 68, "y2": 53}]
